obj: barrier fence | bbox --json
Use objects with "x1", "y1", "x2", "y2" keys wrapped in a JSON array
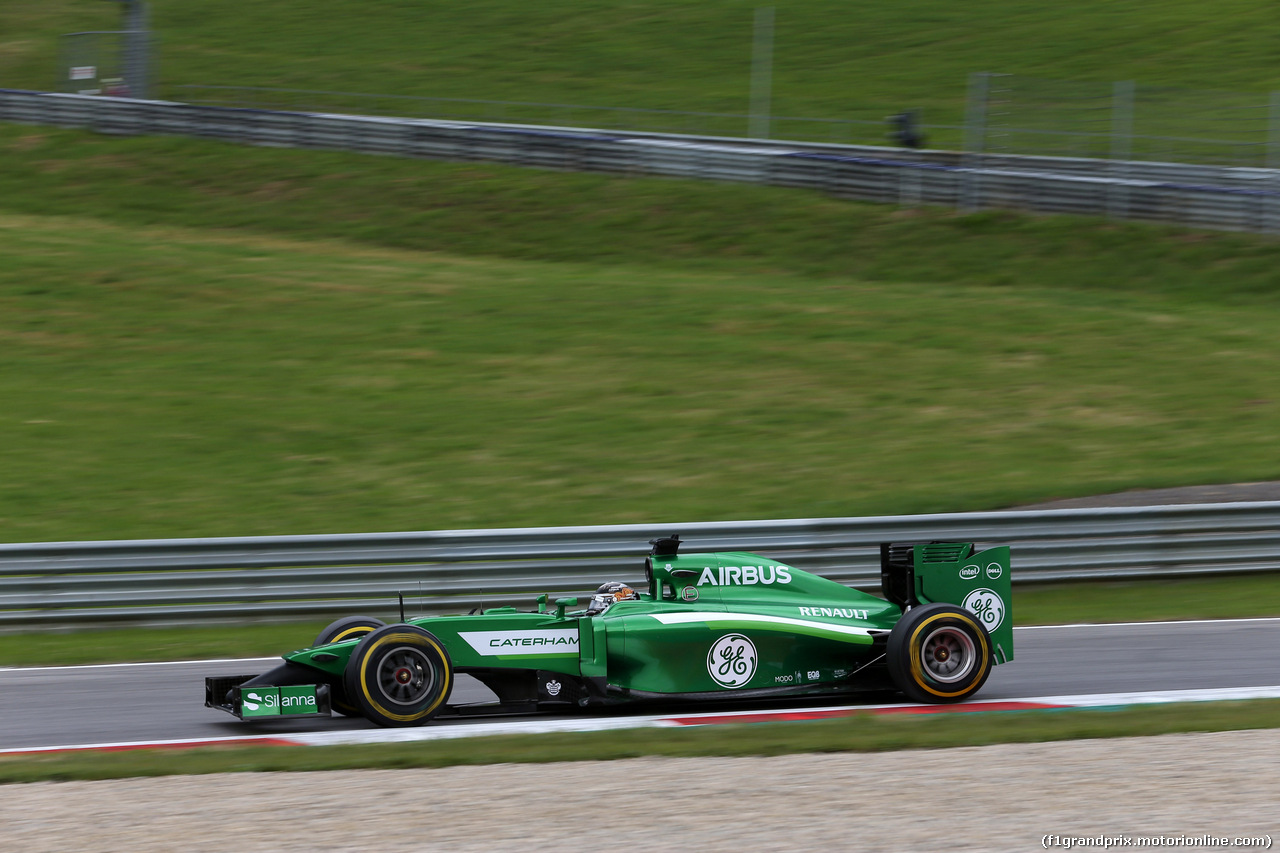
[
  {"x1": 166, "y1": 79, "x2": 1280, "y2": 168},
  {"x1": 2, "y1": 502, "x2": 1277, "y2": 628},
  {"x1": 3, "y1": 89, "x2": 1280, "y2": 233}
]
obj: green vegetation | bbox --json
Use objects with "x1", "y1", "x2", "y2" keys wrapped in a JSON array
[
  {"x1": 3, "y1": 1, "x2": 1280, "y2": 772},
  {"x1": 1015, "y1": 573, "x2": 1280, "y2": 626},
  {"x1": 2, "y1": 699, "x2": 1277, "y2": 784},
  {"x1": 8, "y1": 125, "x2": 1280, "y2": 297},
  {"x1": 4, "y1": 125, "x2": 1280, "y2": 543},
  {"x1": 6, "y1": 2, "x2": 1280, "y2": 545},
  {"x1": 6, "y1": 1, "x2": 1280, "y2": 142},
  {"x1": 0, "y1": 620, "x2": 334, "y2": 668},
  {"x1": 3, "y1": 574, "x2": 1275, "y2": 667}
]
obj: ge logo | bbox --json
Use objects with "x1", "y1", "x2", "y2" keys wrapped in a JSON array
[
  {"x1": 707, "y1": 633, "x2": 757, "y2": 689},
  {"x1": 962, "y1": 588, "x2": 1005, "y2": 632}
]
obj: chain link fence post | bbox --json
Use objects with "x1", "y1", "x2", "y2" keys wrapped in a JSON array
[
  {"x1": 1109, "y1": 80, "x2": 1135, "y2": 221},
  {"x1": 122, "y1": 0, "x2": 151, "y2": 99},
  {"x1": 749, "y1": 6, "x2": 774, "y2": 139},
  {"x1": 1268, "y1": 91, "x2": 1280, "y2": 232},
  {"x1": 961, "y1": 72, "x2": 991, "y2": 211}
]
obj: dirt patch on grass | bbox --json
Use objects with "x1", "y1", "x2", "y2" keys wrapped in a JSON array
[{"x1": 1017, "y1": 481, "x2": 1280, "y2": 509}]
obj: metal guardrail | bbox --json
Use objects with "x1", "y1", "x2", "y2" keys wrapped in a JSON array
[
  {"x1": 2, "y1": 502, "x2": 1278, "y2": 627},
  {"x1": 2, "y1": 89, "x2": 1278, "y2": 232}
]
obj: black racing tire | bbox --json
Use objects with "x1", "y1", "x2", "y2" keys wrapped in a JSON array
[
  {"x1": 314, "y1": 615, "x2": 386, "y2": 647},
  {"x1": 886, "y1": 603, "x2": 993, "y2": 704},
  {"x1": 343, "y1": 624, "x2": 453, "y2": 727},
  {"x1": 314, "y1": 616, "x2": 387, "y2": 716}
]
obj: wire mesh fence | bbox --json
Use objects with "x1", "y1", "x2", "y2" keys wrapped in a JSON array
[
  {"x1": 1130, "y1": 84, "x2": 1273, "y2": 167},
  {"x1": 169, "y1": 85, "x2": 903, "y2": 146},
  {"x1": 981, "y1": 74, "x2": 1114, "y2": 161},
  {"x1": 169, "y1": 76, "x2": 1280, "y2": 172},
  {"x1": 59, "y1": 32, "x2": 131, "y2": 97},
  {"x1": 975, "y1": 73, "x2": 1278, "y2": 168},
  {"x1": 59, "y1": 30, "x2": 154, "y2": 101}
]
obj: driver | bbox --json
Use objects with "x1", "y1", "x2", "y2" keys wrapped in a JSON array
[{"x1": 585, "y1": 581, "x2": 639, "y2": 615}]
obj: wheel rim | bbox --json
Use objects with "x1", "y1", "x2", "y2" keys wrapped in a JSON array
[
  {"x1": 375, "y1": 645, "x2": 436, "y2": 706},
  {"x1": 920, "y1": 626, "x2": 976, "y2": 683}
]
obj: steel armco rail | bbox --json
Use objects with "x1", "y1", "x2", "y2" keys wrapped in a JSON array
[
  {"x1": 2, "y1": 89, "x2": 1279, "y2": 232},
  {"x1": 2, "y1": 502, "x2": 1277, "y2": 627}
]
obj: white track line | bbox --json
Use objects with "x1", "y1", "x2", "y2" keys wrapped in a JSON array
[
  {"x1": 290, "y1": 685, "x2": 1280, "y2": 748},
  {"x1": 1015, "y1": 616, "x2": 1280, "y2": 630},
  {"x1": 0, "y1": 732, "x2": 309, "y2": 754},
  {"x1": 0, "y1": 656, "x2": 279, "y2": 673}
]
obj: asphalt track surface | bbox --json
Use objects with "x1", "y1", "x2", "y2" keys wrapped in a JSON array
[{"x1": 2, "y1": 618, "x2": 1277, "y2": 750}]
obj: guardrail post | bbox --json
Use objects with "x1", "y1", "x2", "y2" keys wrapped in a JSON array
[{"x1": 897, "y1": 148, "x2": 923, "y2": 208}]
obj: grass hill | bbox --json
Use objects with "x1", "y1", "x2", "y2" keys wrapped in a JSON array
[
  {"x1": 3, "y1": 5, "x2": 1280, "y2": 540},
  {"x1": 6, "y1": 2, "x2": 1280, "y2": 137},
  {"x1": 3, "y1": 124, "x2": 1280, "y2": 540}
]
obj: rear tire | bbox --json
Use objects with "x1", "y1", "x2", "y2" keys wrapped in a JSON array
[
  {"x1": 887, "y1": 603, "x2": 993, "y2": 703},
  {"x1": 314, "y1": 616, "x2": 386, "y2": 715},
  {"x1": 344, "y1": 624, "x2": 452, "y2": 727}
]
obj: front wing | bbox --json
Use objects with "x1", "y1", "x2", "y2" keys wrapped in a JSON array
[{"x1": 205, "y1": 674, "x2": 332, "y2": 720}]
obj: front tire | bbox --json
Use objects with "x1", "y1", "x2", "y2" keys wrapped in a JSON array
[
  {"x1": 314, "y1": 616, "x2": 387, "y2": 716},
  {"x1": 344, "y1": 624, "x2": 452, "y2": 727},
  {"x1": 887, "y1": 603, "x2": 993, "y2": 703},
  {"x1": 314, "y1": 615, "x2": 386, "y2": 647}
]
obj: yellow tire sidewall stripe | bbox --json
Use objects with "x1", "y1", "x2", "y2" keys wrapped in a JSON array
[
  {"x1": 330, "y1": 626, "x2": 374, "y2": 644},
  {"x1": 357, "y1": 632, "x2": 452, "y2": 723},
  {"x1": 907, "y1": 612, "x2": 990, "y2": 699}
]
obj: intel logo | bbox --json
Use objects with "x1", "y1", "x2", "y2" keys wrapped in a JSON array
[{"x1": 959, "y1": 565, "x2": 980, "y2": 580}]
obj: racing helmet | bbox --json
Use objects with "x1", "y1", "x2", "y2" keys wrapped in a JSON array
[{"x1": 586, "y1": 581, "x2": 638, "y2": 614}]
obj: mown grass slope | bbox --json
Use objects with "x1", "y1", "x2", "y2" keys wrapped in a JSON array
[
  {"x1": 3, "y1": 125, "x2": 1280, "y2": 540},
  {"x1": 5, "y1": 1, "x2": 1280, "y2": 132},
  {"x1": 5, "y1": 4, "x2": 1280, "y2": 541}
]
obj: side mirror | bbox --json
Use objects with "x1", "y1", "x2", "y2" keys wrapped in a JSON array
[{"x1": 554, "y1": 597, "x2": 578, "y2": 620}]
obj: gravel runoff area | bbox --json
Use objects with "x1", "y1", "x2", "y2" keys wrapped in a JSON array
[{"x1": 5, "y1": 730, "x2": 1277, "y2": 852}]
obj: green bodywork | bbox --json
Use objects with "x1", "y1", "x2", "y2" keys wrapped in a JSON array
[{"x1": 279, "y1": 543, "x2": 1013, "y2": 701}]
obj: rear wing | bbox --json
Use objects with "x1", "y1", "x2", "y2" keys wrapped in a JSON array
[{"x1": 880, "y1": 542, "x2": 1013, "y2": 664}]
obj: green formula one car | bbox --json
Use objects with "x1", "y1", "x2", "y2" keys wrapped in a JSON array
[{"x1": 205, "y1": 536, "x2": 1013, "y2": 727}]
